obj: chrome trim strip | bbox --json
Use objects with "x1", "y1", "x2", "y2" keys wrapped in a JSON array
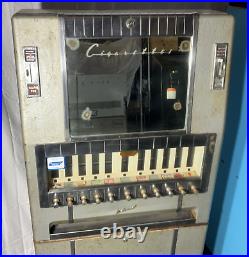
[
  {"x1": 148, "y1": 15, "x2": 151, "y2": 36},
  {"x1": 185, "y1": 14, "x2": 199, "y2": 133},
  {"x1": 139, "y1": 15, "x2": 142, "y2": 36},
  {"x1": 92, "y1": 16, "x2": 95, "y2": 37},
  {"x1": 157, "y1": 16, "x2": 160, "y2": 35},
  {"x1": 175, "y1": 16, "x2": 177, "y2": 35},
  {"x1": 82, "y1": 16, "x2": 86, "y2": 36},
  {"x1": 60, "y1": 17, "x2": 70, "y2": 141},
  {"x1": 110, "y1": 15, "x2": 113, "y2": 36},
  {"x1": 166, "y1": 15, "x2": 169, "y2": 35}
]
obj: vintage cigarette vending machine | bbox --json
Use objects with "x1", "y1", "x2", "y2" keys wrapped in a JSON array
[{"x1": 12, "y1": 9, "x2": 234, "y2": 254}]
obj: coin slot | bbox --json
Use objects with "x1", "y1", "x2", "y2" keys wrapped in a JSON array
[
  {"x1": 150, "y1": 150, "x2": 157, "y2": 170},
  {"x1": 162, "y1": 149, "x2": 170, "y2": 169},
  {"x1": 92, "y1": 154, "x2": 99, "y2": 175},
  {"x1": 78, "y1": 155, "x2": 86, "y2": 176},
  {"x1": 121, "y1": 156, "x2": 128, "y2": 172},
  {"x1": 137, "y1": 151, "x2": 145, "y2": 171},
  {"x1": 105, "y1": 152, "x2": 112, "y2": 174},
  {"x1": 174, "y1": 148, "x2": 183, "y2": 168},
  {"x1": 187, "y1": 147, "x2": 195, "y2": 167},
  {"x1": 65, "y1": 156, "x2": 72, "y2": 177}
]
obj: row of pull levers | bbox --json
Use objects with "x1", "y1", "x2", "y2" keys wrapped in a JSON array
[
  {"x1": 57, "y1": 147, "x2": 201, "y2": 179},
  {"x1": 79, "y1": 148, "x2": 196, "y2": 173},
  {"x1": 52, "y1": 182, "x2": 199, "y2": 208}
]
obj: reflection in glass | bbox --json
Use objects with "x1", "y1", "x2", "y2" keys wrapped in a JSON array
[{"x1": 65, "y1": 36, "x2": 191, "y2": 137}]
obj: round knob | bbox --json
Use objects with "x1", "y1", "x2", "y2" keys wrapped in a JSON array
[
  {"x1": 81, "y1": 107, "x2": 92, "y2": 121},
  {"x1": 139, "y1": 186, "x2": 147, "y2": 199},
  {"x1": 80, "y1": 195, "x2": 88, "y2": 205},
  {"x1": 179, "y1": 40, "x2": 190, "y2": 52},
  {"x1": 177, "y1": 184, "x2": 186, "y2": 195},
  {"x1": 124, "y1": 187, "x2": 131, "y2": 201},
  {"x1": 173, "y1": 101, "x2": 182, "y2": 111},
  {"x1": 152, "y1": 185, "x2": 160, "y2": 198},
  {"x1": 164, "y1": 184, "x2": 173, "y2": 196},
  {"x1": 126, "y1": 18, "x2": 136, "y2": 29},
  {"x1": 107, "y1": 189, "x2": 114, "y2": 202},
  {"x1": 66, "y1": 196, "x2": 74, "y2": 207},
  {"x1": 52, "y1": 195, "x2": 59, "y2": 208},
  {"x1": 190, "y1": 185, "x2": 199, "y2": 194},
  {"x1": 94, "y1": 192, "x2": 101, "y2": 204}
]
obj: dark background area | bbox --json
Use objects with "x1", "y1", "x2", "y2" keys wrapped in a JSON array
[{"x1": 42, "y1": 2, "x2": 246, "y2": 10}]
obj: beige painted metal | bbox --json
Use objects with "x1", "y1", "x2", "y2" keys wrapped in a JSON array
[
  {"x1": 35, "y1": 240, "x2": 71, "y2": 254},
  {"x1": 182, "y1": 14, "x2": 234, "y2": 225},
  {"x1": 34, "y1": 225, "x2": 207, "y2": 254},
  {"x1": 51, "y1": 147, "x2": 204, "y2": 188},
  {"x1": 175, "y1": 225, "x2": 207, "y2": 254},
  {"x1": 75, "y1": 229, "x2": 174, "y2": 254},
  {"x1": 12, "y1": 11, "x2": 233, "y2": 254},
  {"x1": 12, "y1": 15, "x2": 67, "y2": 145}
]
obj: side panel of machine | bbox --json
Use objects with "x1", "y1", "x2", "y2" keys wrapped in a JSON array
[
  {"x1": 12, "y1": 14, "x2": 69, "y2": 241},
  {"x1": 12, "y1": 14, "x2": 66, "y2": 145},
  {"x1": 182, "y1": 14, "x2": 234, "y2": 223},
  {"x1": 23, "y1": 145, "x2": 69, "y2": 241}
]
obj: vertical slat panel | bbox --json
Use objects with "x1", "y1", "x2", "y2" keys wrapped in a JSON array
[
  {"x1": 85, "y1": 154, "x2": 92, "y2": 181},
  {"x1": 72, "y1": 155, "x2": 79, "y2": 179},
  {"x1": 168, "y1": 148, "x2": 176, "y2": 168},
  {"x1": 156, "y1": 149, "x2": 164, "y2": 172},
  {"x1": 98, "y1": 153, "x2": 105, "y2": 179},
  {"x1": 144, "y1": 150, "x2": 151, "y2": 174},
  {"x1": 64, "y1": 14, "x2": 194, "y2": 38}
]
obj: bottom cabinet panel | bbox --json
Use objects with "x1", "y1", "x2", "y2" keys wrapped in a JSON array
[
  {"x1": 34, "y1": 225, "x2": 207, "y2": 254},
  {"x1": 175, "y1": 225, "x2": 207, "y2": 254},
  {"x1": 35, "y1": 240, "x2": 71, "y2": 254},
  {"x1": 75, "y1": 229, "x2": 174, "y2": 254}
]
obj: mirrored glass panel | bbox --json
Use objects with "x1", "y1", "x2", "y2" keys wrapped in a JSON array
[{"x1": 65, "y1": 36, "x2": 192, "y2": 137}]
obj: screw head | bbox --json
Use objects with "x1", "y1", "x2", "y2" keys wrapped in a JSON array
[
  {"x1": 173, "y1": 101, "x2": 182, "y2": 111},
  {"x1": 126, "y1": 18, "x2": 136, "y2": 29}
]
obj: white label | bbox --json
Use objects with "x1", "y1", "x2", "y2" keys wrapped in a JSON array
[
  {"x1": 167, "y1": 88, "x2": 176, "y2": 99},
  {"x1": 23, "y1": 46, "x2": 41, "y2": 97},
  {"x1": 85, "y1": 43, "x2": 173, "y2": 58},
  {"x1": 47, "y1": 157, "x2": 65, "y2": 170}
]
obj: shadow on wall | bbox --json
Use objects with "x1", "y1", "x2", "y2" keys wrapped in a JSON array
[{"x1": 206, "y1": 6, "x2": 247, "y2": 254}]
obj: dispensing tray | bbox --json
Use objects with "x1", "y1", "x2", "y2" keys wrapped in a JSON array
[{"x1": 50, "y1": 208, "x2": 196, "y2": 240}]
